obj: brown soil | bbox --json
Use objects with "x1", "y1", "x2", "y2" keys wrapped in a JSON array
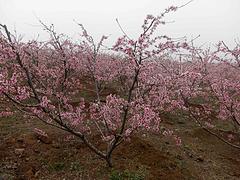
[{"x1": 1, "y1": 114, "x2": 240, "y2": 180}]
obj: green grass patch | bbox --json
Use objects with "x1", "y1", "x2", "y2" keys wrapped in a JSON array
[{"x1": 109, "y1": 169, "x2": 146, "y2": 180}]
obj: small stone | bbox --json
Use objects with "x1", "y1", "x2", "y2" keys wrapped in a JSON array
[
  {"x1": 14, "y1": 148, "x2": 24, "y2": 156},
  {"x1": 34, "y1": 133, "x2": 52, "y2": 144},
  {"x1": 34, "y1": 170, "x2": 40, "y2": 177},
  {"x1": 196, "y1": 156, "x2": 204, "y2": 162},
  {"x1": 187, "y1": 152, "x2": 193, "y2": 158},
  {"x1": 34, "y1": 149, "x2": 40, "y2": 153},
  {"x1": 6, "y1": 163, "x2": 18, "y2": 169}
]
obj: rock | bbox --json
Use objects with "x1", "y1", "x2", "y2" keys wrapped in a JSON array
[
  {"x1": 34, "y1": 133, "x2": 52, "y2": 144},
  {"x1": 6, "y1": 163, "x2": 18, "y2": 169},
  {"x1": 14, "y1": 148, "x2": 25, "y2": 156},
  {"x1": 187, "y1": 152, "x2": 193, "y2": 158},
  {"x1": 34, "y1": 170, "x2": 40, "y2": 177},
  {"x1": 196, "y1": 156, "x2": 204, "y2": 162},
  {"x1": 34, "y1": 149, "x2": 40, "y2": 153}
]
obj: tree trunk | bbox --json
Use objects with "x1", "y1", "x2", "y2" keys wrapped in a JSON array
[{"x1": 106, "y1": 155, "x2": 113, "y2": 167}]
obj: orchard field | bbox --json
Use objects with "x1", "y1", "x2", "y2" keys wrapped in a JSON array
[
  {"x1": 1, "y1": 4, "x2": 240, "y2": 180},
  {"x1": 1, "y1": 108, "x2": 240, "y2": 179}
]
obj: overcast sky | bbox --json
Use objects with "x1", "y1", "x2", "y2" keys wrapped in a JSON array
[{"x1": 0, "y1": 0, "x2": 239, "y2": 48}]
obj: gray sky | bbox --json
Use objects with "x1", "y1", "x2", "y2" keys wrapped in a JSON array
[{"x1": 0, "y1": 0, "x2": 239, "y2": 48}]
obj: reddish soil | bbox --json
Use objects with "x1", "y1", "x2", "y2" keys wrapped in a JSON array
[{"x1": 1, "y1": 113, "x2": 240, "y2": 179}]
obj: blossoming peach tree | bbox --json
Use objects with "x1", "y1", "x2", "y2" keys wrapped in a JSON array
[
  {"x1": 1, "y1": 3, "x2": 239, "y2": 167},
  {"x1": 0, "y1": 6, "x2": 185, "y2": 167},
  {"x1": 173, "y1": 41, "x2": 240, "y2": 148}
]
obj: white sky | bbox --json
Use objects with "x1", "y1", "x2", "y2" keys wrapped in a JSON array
[{"x1": 0, "y1": 0, "x2": 239, "y2": 48}]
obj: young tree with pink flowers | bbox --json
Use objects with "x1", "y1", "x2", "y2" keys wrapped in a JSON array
[
  {"x1": 0, "y1": 5, "x2": 185, "y2": 166},
  {"x1": 1, "y1": 1, "x2": 239, "y2": 167}
]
